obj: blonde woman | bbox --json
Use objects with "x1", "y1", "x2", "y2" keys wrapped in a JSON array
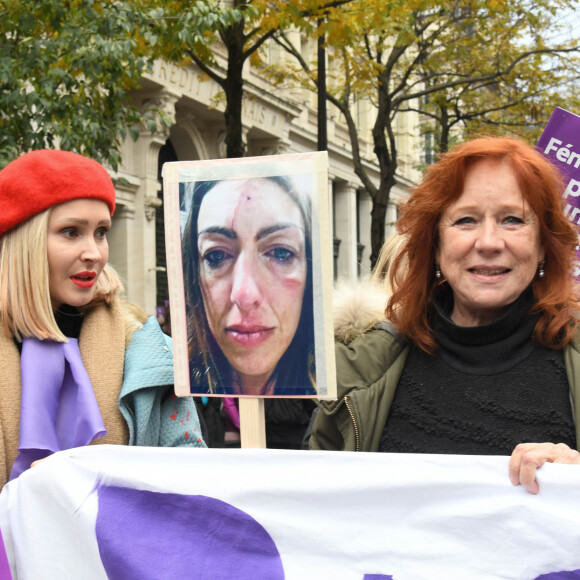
[{"x1": 0, "y1": 150, "x2": 205, "y2": 487}]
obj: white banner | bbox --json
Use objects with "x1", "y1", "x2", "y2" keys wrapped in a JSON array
[{"x1": 1, "y1": 446, "x2": 580, "y2": 579}]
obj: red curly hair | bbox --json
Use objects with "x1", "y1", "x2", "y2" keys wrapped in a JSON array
[{"x1": 386, "y1": 136, "x2": 580, "y2": 353}]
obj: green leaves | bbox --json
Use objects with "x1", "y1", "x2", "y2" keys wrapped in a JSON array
[
  {"x1": 271, "y1": 0, "x2": 580, "y2": 264},
  {"x1": 0, "y1": 0, "x2": 158, "y2": 169}
]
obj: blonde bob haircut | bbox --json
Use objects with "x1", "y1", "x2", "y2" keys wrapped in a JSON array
[
  {"x1": 0, "y1": 208, "x2": 122, "y2": 343},
  {"x1": 370, "y1": 232, "x2": 408, "y2": 295}
]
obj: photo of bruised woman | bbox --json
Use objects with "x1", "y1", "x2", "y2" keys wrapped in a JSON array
[{"x1": 181, "y1": 176, "x2": 316, "y2": 396}]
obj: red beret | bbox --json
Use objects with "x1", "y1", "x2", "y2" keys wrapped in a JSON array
[{"x1": 0, "y1": 149, "x2": 116, "y2": 236}]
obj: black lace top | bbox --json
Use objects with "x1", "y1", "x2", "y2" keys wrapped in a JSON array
[{"x1": 379, "y1": 287, "x2": 576, "y2": 455}]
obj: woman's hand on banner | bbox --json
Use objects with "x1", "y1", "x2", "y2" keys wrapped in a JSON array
[{"x1": 509, "y1": 442, "x2": 580, "y2": 494}]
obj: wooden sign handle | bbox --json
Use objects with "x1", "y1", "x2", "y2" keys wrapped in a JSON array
[{"x1": 239, "y1": 398, "x2": 266, "y2": 448}]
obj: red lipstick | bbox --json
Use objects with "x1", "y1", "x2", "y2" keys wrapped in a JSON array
[{"x1": 70, "y1": 271, "x2": 97, "y2": 289}]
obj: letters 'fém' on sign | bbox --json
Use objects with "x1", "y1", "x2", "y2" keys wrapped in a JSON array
[{"x1": 537, "y1": 107, "x2": 580, "y2": 278}]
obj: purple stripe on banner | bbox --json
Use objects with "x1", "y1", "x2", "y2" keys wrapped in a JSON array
[
  {"x1": 363, "y1": 575, "x2": 394, "y2": 579},
  {"x1": 0, "y1": 529, "x2": 13, "y2": 580},
  {"x1": 535, "y1": 571, "x2": 580, "y2": 579},
  {"x1": 95, "y1": 485, "x2": 284, "y2": 580}
]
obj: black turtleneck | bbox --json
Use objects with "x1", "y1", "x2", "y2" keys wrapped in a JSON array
[
  {"x1": 379, "y1": 286, "x2": 576, "y2": 455},
  {"x1": 54, "y1": 305, "x2": 83, "y2": 339}
]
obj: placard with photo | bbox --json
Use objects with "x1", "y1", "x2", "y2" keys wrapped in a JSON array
[{"x1": 162, "y1": 152, "x2": 336, "y2": 399}]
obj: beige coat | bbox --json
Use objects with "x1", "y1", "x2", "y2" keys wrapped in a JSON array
[{"x1": 0, "y1": 297, "x2": 141, "y2": 487}]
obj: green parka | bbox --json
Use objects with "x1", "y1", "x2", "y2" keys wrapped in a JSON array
[{"x1": 310, "y1": 318, "x2": 580, "y2": 453}]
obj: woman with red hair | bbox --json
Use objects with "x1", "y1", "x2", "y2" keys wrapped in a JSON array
[{"x1": 311, "y1": 136, "x2": 580, "y2": 493}]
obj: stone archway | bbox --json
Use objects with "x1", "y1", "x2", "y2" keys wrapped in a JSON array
[{"x1": 155, "y1": 120, "x2": 203, "y2": 312}]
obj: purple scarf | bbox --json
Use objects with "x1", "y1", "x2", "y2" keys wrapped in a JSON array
[{"x1": 10, "y1": 337, "x2": 107, "y2": 480}]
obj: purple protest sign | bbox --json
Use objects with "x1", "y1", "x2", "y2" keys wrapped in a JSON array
[{"x1": 536, "y1": 107, "x2": 580, "y2": 278}]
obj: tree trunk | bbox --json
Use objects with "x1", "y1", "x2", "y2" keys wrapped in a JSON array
[
  {"x1": 368, "y1": 74, "x2": 398, "y2": 269},
  {"x1": 369, "y1": 170, "x2": 397, "y2": 268},
  {"x1": 438, "y1": 104, "x2": 450, "y2": 154},
  {"x1": 223, "y1": 19, "x2": 246, "y2": 158}
]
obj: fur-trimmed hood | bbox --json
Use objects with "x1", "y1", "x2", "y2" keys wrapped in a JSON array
[{"x1": 333, "y1": 278, "x2": 389, "y2": 345}]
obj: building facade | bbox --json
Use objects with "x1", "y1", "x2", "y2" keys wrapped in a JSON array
[{"x1": 108, "y1": 54, "x2": 422, "y2": 315}]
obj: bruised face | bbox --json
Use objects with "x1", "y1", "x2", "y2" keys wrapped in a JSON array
[
  {"x1": 436, "y1": 158, "x2": 544, "y2": 326},
  {"x1": 197, "y1": 178, "x2": 307, "y2": 394},
  {"x1": 47, "y1": 199, "x2": 111, "y2": 310}
]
